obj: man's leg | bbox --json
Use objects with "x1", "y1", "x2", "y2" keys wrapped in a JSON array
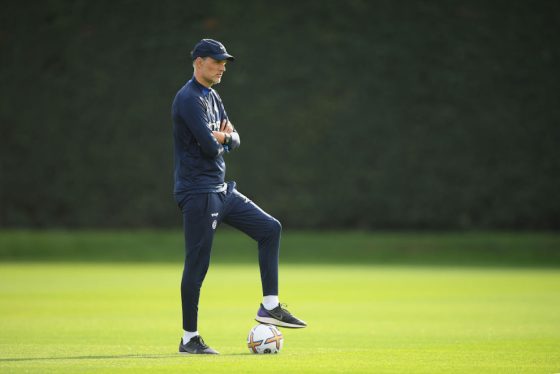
[
  {"x1": 222, "y1": 187, "x2": 281, "y2": 296},
  {"x1": 179, "y1": 193, "x2": 224, "y2": 352},
  {"x1": 222, "y1": 184, "x2": 306, "y2": 328}
]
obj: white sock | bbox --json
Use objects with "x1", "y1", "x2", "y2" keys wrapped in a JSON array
[
  {"x1": 262, "y1": 295, "x2": 279, "y2": 310},
  {"x1": 183, "y1": 330, "x2": 199, "y2": 344}
]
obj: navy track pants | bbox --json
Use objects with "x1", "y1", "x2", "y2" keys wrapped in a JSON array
[{"x1": 177, "y1": 181, "x2": 281, "y2": 331}]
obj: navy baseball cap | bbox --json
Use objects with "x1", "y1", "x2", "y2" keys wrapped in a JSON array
[{"x1": 191, "y1": 39, "x2": 235, "y2": 61}]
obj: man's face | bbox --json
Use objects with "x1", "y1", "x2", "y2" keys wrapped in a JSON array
[{"x1": 197, "y1": 57, "x2": 227, "y2": 87}]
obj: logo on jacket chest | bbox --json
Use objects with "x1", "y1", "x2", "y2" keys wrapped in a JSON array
[{"x1": 208, "y1": 120, "x2": 220, "y2": 131}]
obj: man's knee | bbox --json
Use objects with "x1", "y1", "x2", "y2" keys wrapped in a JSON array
[{"x1": 268, "y1": 218, "x2": 282, "y2": 238}]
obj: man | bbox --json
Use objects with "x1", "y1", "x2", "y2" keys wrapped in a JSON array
[{"x1": 172, "y1": 39, "x2": 306, "y2": 355}]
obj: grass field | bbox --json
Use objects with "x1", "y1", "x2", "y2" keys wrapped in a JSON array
[
  {"x1": 1, "y1": 231, "x2": 560, "y2": 373},
  {"x1": 1, "y1": 230, "x2": 559, "y2": 266},
  {"x1": 1, "y1": 263, "x2": 560, "y2": 373}
]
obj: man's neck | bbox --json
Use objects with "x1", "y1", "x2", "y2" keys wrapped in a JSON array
[{"x1": 194, "y1": 73, "x2": 213, "y2": 88}]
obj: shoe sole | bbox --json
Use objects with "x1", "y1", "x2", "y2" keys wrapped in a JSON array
[
  {"x1": 255, "y1": 316, "x2": 307, "y2": 328},
  {"x1": 179, "y1": 350, "x2": 219, "y2": 355}
]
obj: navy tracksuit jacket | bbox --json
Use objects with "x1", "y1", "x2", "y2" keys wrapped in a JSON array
[{"x1": 172, "y1": 77, "x2": 281, "y2": 331}]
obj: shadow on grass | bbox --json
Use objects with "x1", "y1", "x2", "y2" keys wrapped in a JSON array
[{"x1": 0, "y1": 352, "x2": 253, "y2": 362}]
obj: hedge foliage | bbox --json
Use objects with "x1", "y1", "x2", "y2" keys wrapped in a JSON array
[{"x1": 1, "y1": 1, "x2": 559, "y2": 229}]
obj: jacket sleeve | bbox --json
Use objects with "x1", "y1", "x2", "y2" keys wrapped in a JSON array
[
  {"x1": 216, "y1": 92, "x2": 240, "y2": 151},
  {"x1": 229, "y1": 130, "x2": 240, "y2": 150},
  {"x1": 179, "y1": 95, "x2": 224, "y2": 158}
]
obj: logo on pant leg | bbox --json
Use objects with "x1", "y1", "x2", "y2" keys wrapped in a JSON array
[{"x1": 212, "y1": 220, "x2": 217, "y2": 230}]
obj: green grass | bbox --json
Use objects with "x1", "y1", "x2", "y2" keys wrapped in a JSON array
[
  {"x1": 1, "y1": 230, "x2": 559, "y2": 266},
  {"x1": 1, "y1": 263, "x2": 560, "y2": 373},
  {"x1": 1, "y1": 231, "x2": 559, "y2": 372}
]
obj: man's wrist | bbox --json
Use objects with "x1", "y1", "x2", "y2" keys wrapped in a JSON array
[{"x1": 223, "y1": 133, "x2": 231, "y2": 145}]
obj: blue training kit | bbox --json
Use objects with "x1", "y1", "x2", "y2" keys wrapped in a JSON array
[
  {"x1": 172, "y1": 77, "x2": 281, "y2": 332},
  {"x1": 172, "y1": 77, "x2": 239, "y2": 194}
]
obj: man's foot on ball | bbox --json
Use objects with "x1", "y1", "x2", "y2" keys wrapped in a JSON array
[
  {"x1": 179, "y1": 335, "x2": 219, "y2": 354},
  {"x1": 255, "y1": 303, "x2": 307, "y2": 328}
]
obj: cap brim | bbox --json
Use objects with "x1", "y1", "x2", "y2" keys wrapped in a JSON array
[{"x1": 210, "y1": 53, "x2": 235, "y2": 61}]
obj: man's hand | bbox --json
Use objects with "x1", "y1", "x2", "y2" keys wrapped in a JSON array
[
  {"x1": 220, "y1": 119, "x2": 234, "y2": 134},
  {"x1": 212, "y1": 131, "x2": 226, "y2": 144},
  {"x1": 212, "y1": 119, "x2": 234, "y2": 144}
]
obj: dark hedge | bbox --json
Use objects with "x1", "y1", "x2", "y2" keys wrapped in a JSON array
[{"x1": 1, "y1": 1, "x2": 559, "y2": 229}]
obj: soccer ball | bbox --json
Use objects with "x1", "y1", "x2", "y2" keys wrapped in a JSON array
[{"x1": 247, "y1": 324, "x2": 283, "y2": 354}]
